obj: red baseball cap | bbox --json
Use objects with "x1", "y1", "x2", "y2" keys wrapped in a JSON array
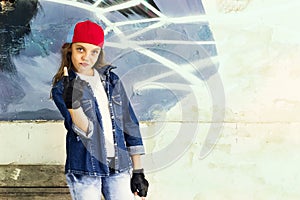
[{"x1": 65, "y1": 20, "x2": 104, "y2": 47}]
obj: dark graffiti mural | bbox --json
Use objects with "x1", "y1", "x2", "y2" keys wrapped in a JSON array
[
  {"x1": 0, "y1": 0, "x2": 218, "y2": 121},
  {"x1": 0, "y1": 0, "x2": 38, "y2": 115}
]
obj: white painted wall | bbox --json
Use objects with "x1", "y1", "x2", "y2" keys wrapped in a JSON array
[
  {"x1": 0, "y1": 121, "x2": 66, "y2": 164},
  {"x1": 1, "y1": 0, "x2": 300, "y2": 199}
]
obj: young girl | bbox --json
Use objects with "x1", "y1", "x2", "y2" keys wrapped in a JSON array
[{"x1": 51, "y1": 20, "x2": 149, "y2": 200}]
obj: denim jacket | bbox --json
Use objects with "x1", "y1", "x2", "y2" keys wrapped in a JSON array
[{"x1": 51, "y1": 65, "x2": 145, "y2": 176}]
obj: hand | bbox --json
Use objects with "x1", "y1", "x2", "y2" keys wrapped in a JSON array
[
  {"x1": 62, "y1": 67, "x2": 86, "y2": 109},
  {"x1": 131, "y1": 169, "x2": 149, "y2": 199}
]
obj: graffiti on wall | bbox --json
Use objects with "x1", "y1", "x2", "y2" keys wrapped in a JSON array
[
  {"x1": 0, "y1": 0, "x2": 225, "y2": 169},
  {"x1": 0, "y1": 0, "x2": 219, "y2": 121}
]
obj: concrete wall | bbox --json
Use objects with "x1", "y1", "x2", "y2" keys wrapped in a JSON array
[
  {"x1": 1, "y1": 0, "x2": 300, "y2": 199},
  {"x1": 0, "y1": 121, "x2": 66, "y2": 164}
]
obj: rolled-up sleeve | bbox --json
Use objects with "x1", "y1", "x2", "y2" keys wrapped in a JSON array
[
  {"x1": 127, "y1": 145, "x2": 145, "y2": 155},
  {"x1": 72, "y1": 120, "x2": 94, "y2": 139}
]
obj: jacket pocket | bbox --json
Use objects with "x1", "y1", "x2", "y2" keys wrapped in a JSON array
[
  {"x1": 112, "y1": 94, "x2": 123, "y2": 120},
  {"x1": 112, "y1": 94, "x2": 122, "y2": 106}
]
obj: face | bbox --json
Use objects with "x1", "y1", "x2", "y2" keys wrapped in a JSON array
[{"x1": 71, "y1": 42, "x2": 101, "y2": 76}]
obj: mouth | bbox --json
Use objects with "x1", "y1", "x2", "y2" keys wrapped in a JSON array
[{"x1": 80, "y1": 63, "x2": 89, "y2": 67}]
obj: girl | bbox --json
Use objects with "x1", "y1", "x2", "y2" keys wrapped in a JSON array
[{"x1": 51, "y1": 20, "x2": 149, "y2": 200}]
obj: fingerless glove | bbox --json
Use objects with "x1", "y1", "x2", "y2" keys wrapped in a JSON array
[
  {"x1": 130, "y1": 169, "x2": 149, "y2": 197},
  {"x1": 63, "y1": 76, "x2": 86, "y2": 109}
]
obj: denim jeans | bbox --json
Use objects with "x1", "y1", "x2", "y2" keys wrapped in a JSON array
[{"x1": 66, "y1": 171, "x2": 134, "y2": 200}]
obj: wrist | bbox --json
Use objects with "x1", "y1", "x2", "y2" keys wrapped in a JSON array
[
  {"x1": 72, "y1": 100, "x2": 81, "y2": 109},
  {"x1": 132, "y1": 168, "x2": 144, "y2": 174}
]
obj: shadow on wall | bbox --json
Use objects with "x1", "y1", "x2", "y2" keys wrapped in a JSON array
[{"x1": 0, "y1": 0, "x2": 38, "y2": 113}]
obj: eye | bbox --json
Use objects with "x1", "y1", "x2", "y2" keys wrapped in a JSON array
[
  {"x1": 92, "y1": 50, "x2": 99, "y2": 55},
  {"x1": 76, "y1": 47, "x2": 84, "y2": 52}
]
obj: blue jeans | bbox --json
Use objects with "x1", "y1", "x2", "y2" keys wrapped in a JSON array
[{"x1": 66, "y1": 171, "x2": 134, "y2": 200}]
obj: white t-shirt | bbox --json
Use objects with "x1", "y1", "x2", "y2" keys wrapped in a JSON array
[{"x1": 78, "y1": 69, "x2": 115, "y2": 157}]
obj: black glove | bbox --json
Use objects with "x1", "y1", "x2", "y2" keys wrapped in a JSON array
[
  {"x1": 63, "y1": 75, "x2": 86, "y2": 109},
  {"x1": 130, "y1": 169, "x2": 149, "y2": 197}
]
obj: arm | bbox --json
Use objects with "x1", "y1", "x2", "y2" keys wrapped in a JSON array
[
  {"x1": 52, "y1": 85, "x2": 73, "y2": 131},
  {"x1": 131, "y1": 154, "x2": 143, "y2": 170},
  {"x1": 116, "y1": 79, "x2": 145, "y2": 154},
  {"x1": 60, "y1": 67, "x2": 93, "y2": 137},
  {"x1": 52, "y1": 79, "x2": 93, "y2": 138},
  {"x1": 113, "y1": 77, "x2": 149, "y2": 197},
  {"x1": 68, "y1": 107, "x2": 89, "y2": 134}
]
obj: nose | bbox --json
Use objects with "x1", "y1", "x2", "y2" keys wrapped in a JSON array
[{"x1": 81, "y1": 52, "x2": 90, "y2": 61}]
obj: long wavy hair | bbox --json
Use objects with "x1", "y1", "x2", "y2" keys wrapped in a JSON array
[{"x1": 51, "y1": 43, "x2": 108, "y2": 87}]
